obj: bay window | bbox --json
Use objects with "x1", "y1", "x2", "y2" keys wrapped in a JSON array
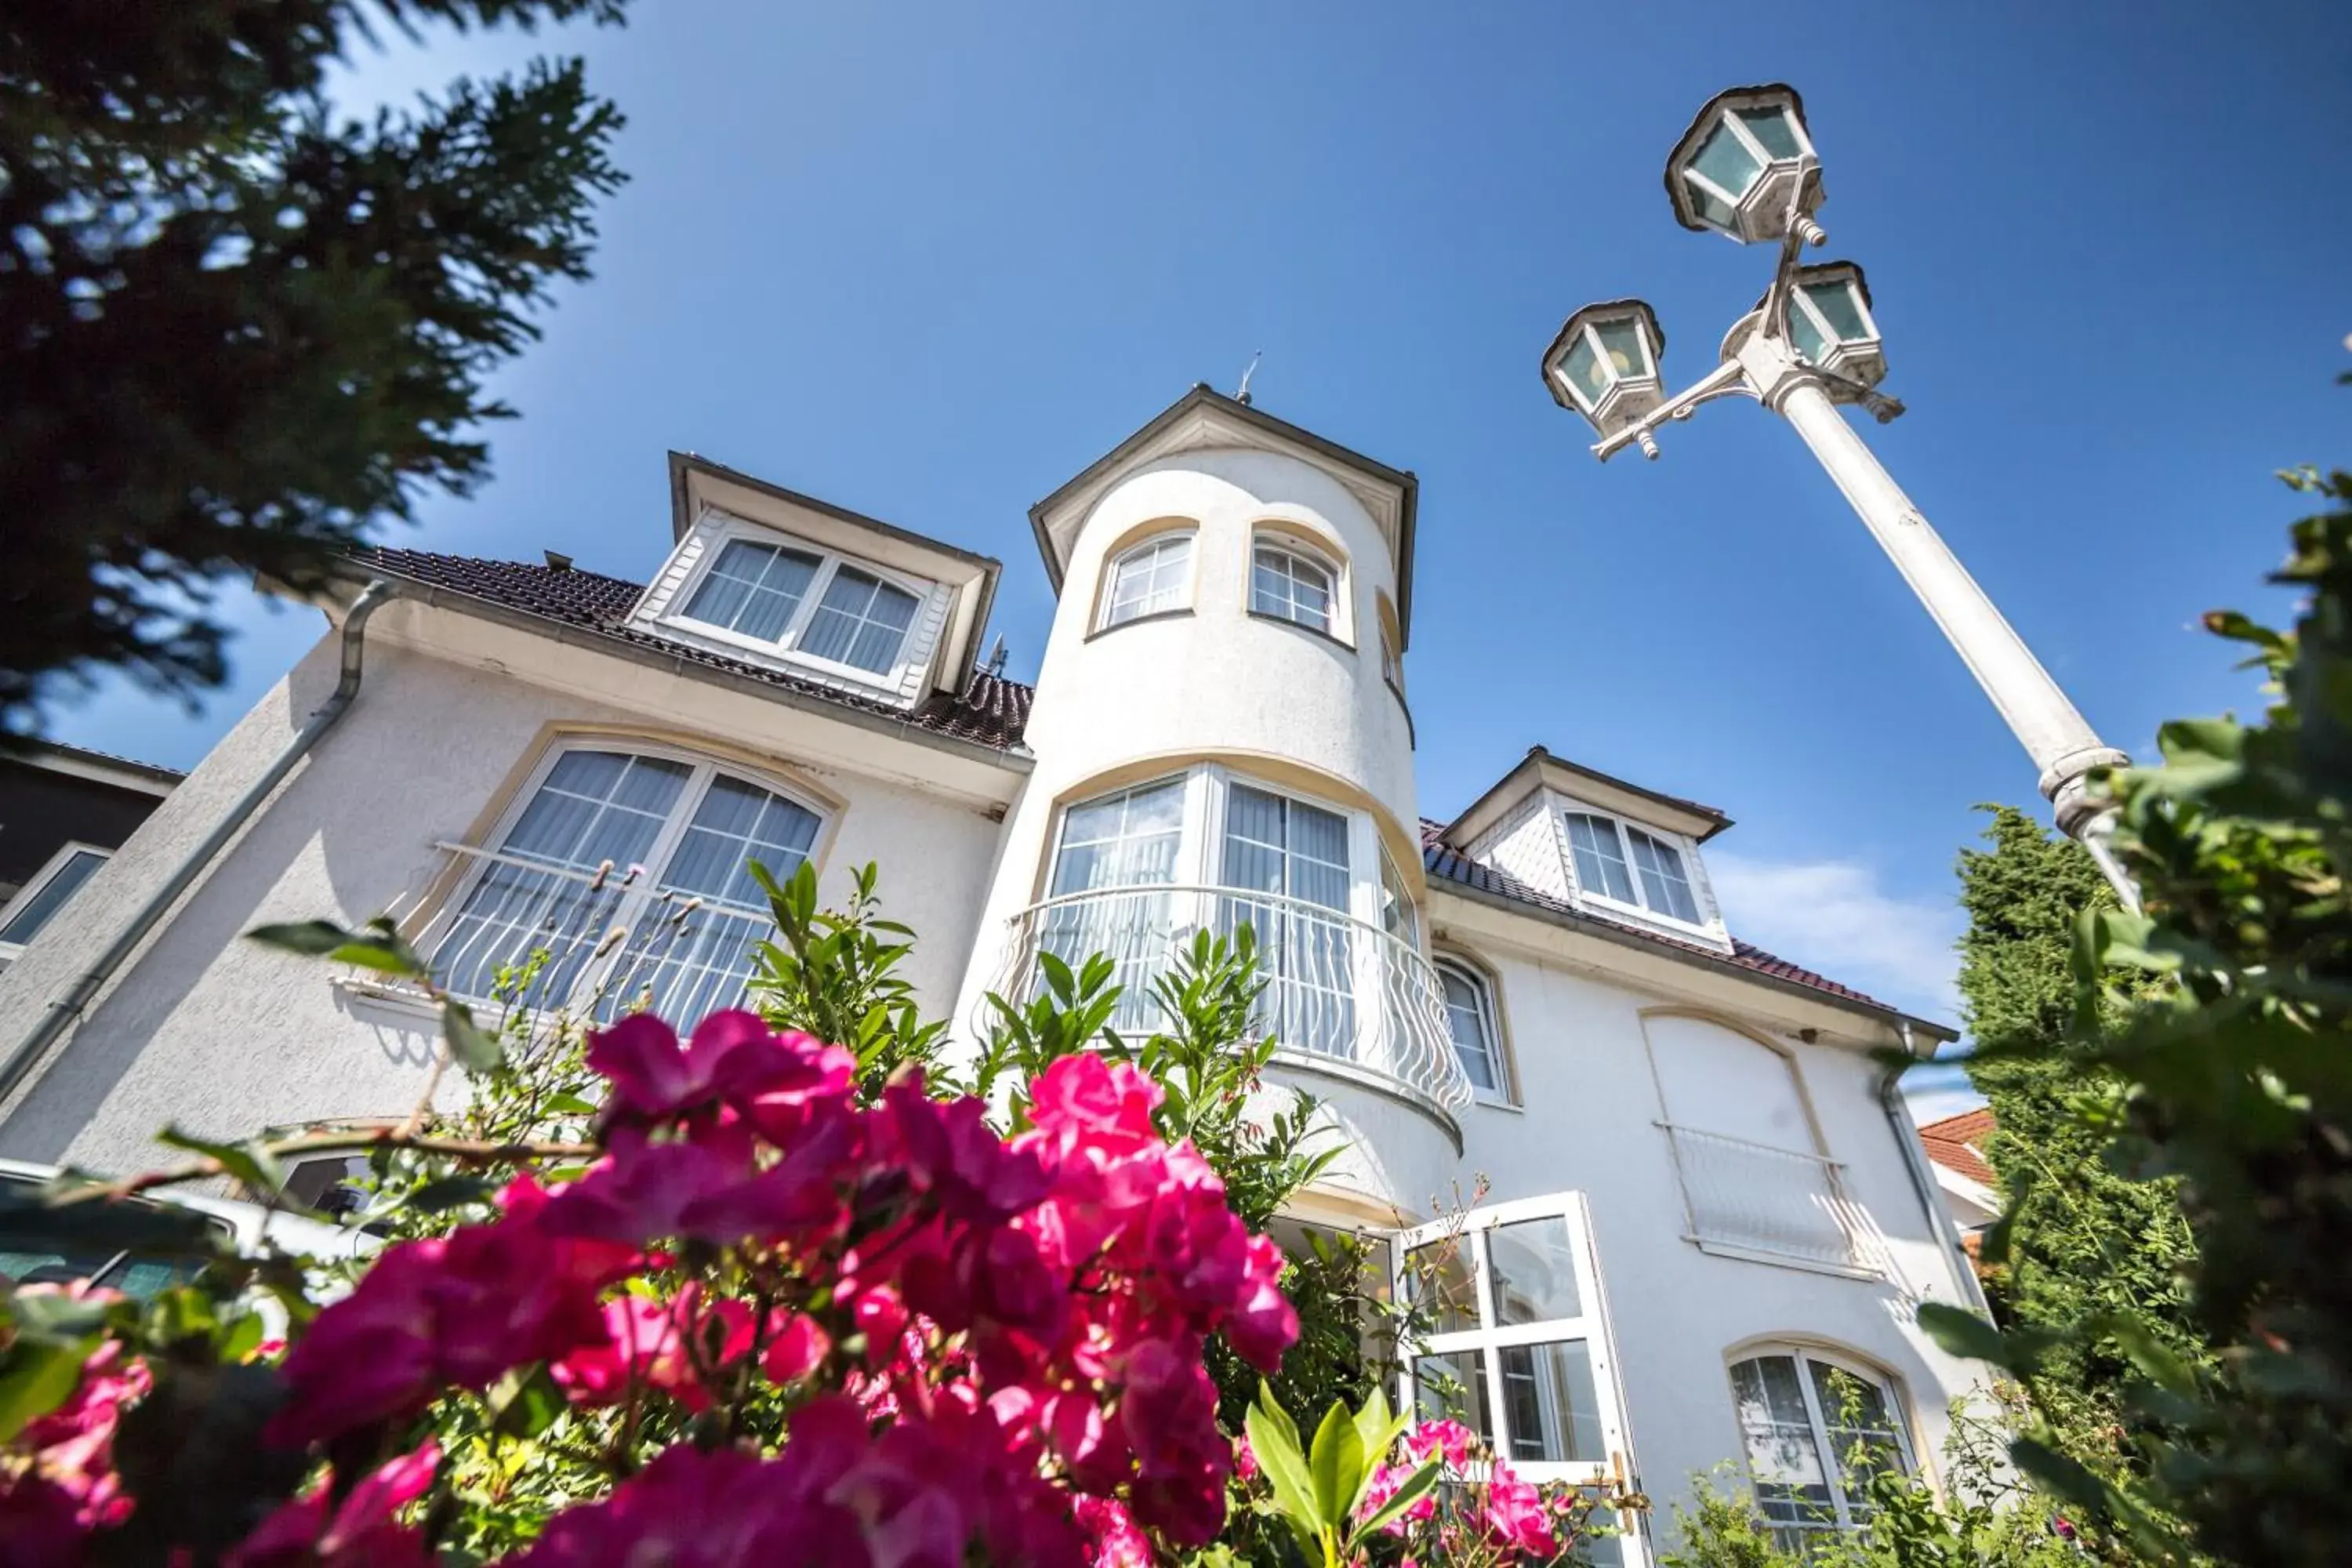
[
  {"x1": 1024, "y1": 766, "x2": 1469, "y2": 1110},
  {"x1": 1729, "y1": 1348, "x2": 1913, "y2": 1552},
  {"x1": 431, "y1": 745, "x2": 825, "y2": 1024},
  {"x1": 1563, "y1": 809, "x2": 1704, "y2": 924}
]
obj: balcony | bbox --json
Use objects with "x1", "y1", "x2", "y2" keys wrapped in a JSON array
[
  {"x1": 361, "y1": 842, "x2": 774, "y2": 1025},
  {"x1": 1659, "y1": 1123, "x2": 1881, "y2": 1279},
  {"x1": 981, "y1": 884, "x2": 1475, "y2": 1124}
]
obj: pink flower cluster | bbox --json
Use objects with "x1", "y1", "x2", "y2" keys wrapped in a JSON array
[
  {"x1": 261, "y1": 1011, "x2": 1298, "y2": 1565},
  {"x1": 1358, "y1": 1419, "x2": 1601, "y2": 1564},
  {"x1": 0, "y1": 1312, "x2": 147, "y2": 1568}
]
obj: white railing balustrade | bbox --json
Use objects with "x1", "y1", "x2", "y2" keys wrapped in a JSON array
[
  {"x1": 402, "y1": 842, "x2": 774, "y2": 1025},
  {"x1": 1659, "y1": 1122, "x2": 1876, "y2": 1275},
  {"x1": 985, "y1": 884, "x2": 1475, "y2": 1117}
]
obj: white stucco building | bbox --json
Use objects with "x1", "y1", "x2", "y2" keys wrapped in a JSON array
[{"x1": 0, "y1": 387, "x2": 1986, "y2": 1561}]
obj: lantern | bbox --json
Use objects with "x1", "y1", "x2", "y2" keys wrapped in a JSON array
[
  {"x1": 1665, "y1": 84, "x2": 1821, "y2": 245},
  {"x1": 1541, "y1": 299, "x2": 1666, "y2": 441},
  {"x1": 1781, "y1": 261, "x2": 1884, "y2": 389}
]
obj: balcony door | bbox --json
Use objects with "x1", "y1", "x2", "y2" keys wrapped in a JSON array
[
  {"x1": 1038, "y1": 778, "x2": 1186, "y2": 1029},
  {"x1": 1392, "y1": 1192, "x2": 1645, "y2": 1567}
]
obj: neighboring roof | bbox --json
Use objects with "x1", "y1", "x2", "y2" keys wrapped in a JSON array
[
  {"x1": 1418, "y1": 818, "x2": 1955, "y2": 1041},
  {"x1": 1918, "y1": 1107, "x2": 1998, "y2": 1187},
  {"x1": 343, "y1": 547, "x2": 1033, "y2": 753},
  {"x1": 4, "y1": 741, "x2": 184, "y2": 797},
  {"x1": 1446, "y1": 745, "x2": 1733, "y2": 849},
  {"x1": 1029, "y1": 386, "x2": 1422, "y2": 648}
]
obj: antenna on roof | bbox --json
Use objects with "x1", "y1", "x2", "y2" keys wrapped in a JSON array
[
  {"x1": 984, "y1": 635, "x2": 1008, "y2": 677},
  {"x1": 1234, "y1": 350, "x2": 1261, "y2": 406}
]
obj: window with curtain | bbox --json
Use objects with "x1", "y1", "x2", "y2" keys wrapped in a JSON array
[
  {"x1": 1730, "y1": 1348, "x2": 1911, "y2": 1552},
  {"x1": 1220, "y1": 783, "x2": 1354, "y2": 1054},
  {"x1": 1564, "y1": 810, "x2": 1704, "y2": 924},
  {"x1": 675, "y1": 532, "x2": 924, "y2": 678},
  {"x1": 434, "y1": 747, "x2": 822, "y2": 1023},
  {"x1": 1250, "y1": 541, "x2": 1337, "y2": 634},
  {"x1": 1438, "y1": 958, "x2": 1504, "y2": 1098},
  {"x1": 1098, "y1": 532, "x2": 1194, "y2": 630},
  {"x1": 1041, "y1": 779, "x2": 1187, "y2": 1027}
]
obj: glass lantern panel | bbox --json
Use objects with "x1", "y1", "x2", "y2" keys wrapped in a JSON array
[
  {"x1": 1803, "y1": 280, "x2": 1871, "y2": 343},
  {"x1": 1689, "y1": 117, "x2": 1762, "y2": 202},
  {"x1": 1736, "y1": 104, "x2": 1803, "y2": 160},
  {"x1": 1594, "y1": 319, "x2": 1650, "y2": 381},
  {"x1": 1684, "y1": 174, "x2": 1737, "y2": 230},
  {"x1": 1788, "y1": 296, "x2": 1830, "y2": 364},
  {"x1": 1559, "y1": 331, "x2": 1610, "y2": 405}
]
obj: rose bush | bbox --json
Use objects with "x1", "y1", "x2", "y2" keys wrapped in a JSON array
[{"x1": 0, "y1": 1009, "x2": 1299, "y2": 1567}]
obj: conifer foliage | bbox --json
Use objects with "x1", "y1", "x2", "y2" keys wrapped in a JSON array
[{"x1": 0, "y1": 1, "x2": 629, "y2": 735}]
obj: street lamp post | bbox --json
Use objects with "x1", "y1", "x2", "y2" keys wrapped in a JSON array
[{"x1": 1544, "y1": 83, "x2": 2138, "y2": 907}]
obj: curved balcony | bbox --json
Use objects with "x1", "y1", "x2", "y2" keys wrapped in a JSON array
[{"x1": 978, "y1": 884, "x2": 1475, "y2": 1129}]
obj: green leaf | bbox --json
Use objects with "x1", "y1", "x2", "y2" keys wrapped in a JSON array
[
  {"x1": 1246, "y1": 1386, "x2": 1322, "y2": 1556},
  {"x1": 489, "y1": 1364, "x2": 568, "y2": 1439},
  {"x1": 1307, "y1": 1399, "x2": 1364, "y2": 1530},
  {"x1": 405, "y1": 1174, "x2": 497, "y2": 1214},
  {"x1": 1915, "y1": 1302, "x2": 2007, "y2": 1365},
  {"x1": 1977, "y1": 1171, "x2": 2034, "y2": 1268},
  {"x1": 0, "y1": 1333, "x2": 100, "y2": 1443},
  {"x1": 216, "y1": 1313, "x2": 267, "y2": 1364},
  {"x1": 158, "y1": 1126, "x2": 283, "y2": 1196},
  {"x1": 2007, "y1": 1436, "x2": 2113, "y2": 1516},
  {"x1": 441, "y1": 999, "x2": 505, "y2": 1072},
  {"x1": 544, "y1": 1092, "x2": 601, "y2": 1117},
  {"x1": 245, "y1": 917, "x2": 424, "y2": 978},
  {"x1": 1355, "y1": 1456, "x2": 1443, "y2": 1537},
  {"x1": 1347, "y1": 1385, "x2": 1410, "y2": 1515}
]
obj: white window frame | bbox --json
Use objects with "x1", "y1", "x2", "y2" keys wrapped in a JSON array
[
  {"x1": 1435, "y1": 955, "x2": 1510, "y2": 1105},
  {"x1": 1248, "y1": 532, "x2": 1346, "y2": 641},
  {"x1": 0, "y1": 841, "x2": 111, "y2": 964},
  {"x1": 1726, "y1": 1344, "x2": 1915, "y2": 1548},
  {"x1": 1559, "y1": 807, "x2": 1710, "y2": 931},
  {"x1": 1392, "y1": 1192, "x2": 1646, "y2": 1563},
  {"x1": 422, "y1": 739, "x2": 833, "y2": 1021},
  {"x1": 1094, "y1": 528, "x2": 1198, "y2": 633},
  {"x1": 662, "y1": 514, "x2": 933, "y2": 689}
]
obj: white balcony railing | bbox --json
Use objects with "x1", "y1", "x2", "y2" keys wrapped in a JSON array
[
  {"x1": 984, "y1": 884, "x2": 1475, "y2": 1119},
  {"x1": 1660, "y1": 1122, "x2": 1877, "y2": 1276},
  {"x1": 402, "y1": 842, "x2": 774, "y2": 1025}
]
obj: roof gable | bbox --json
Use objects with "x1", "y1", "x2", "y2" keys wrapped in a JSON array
[{"x1": 1028, "y1": 387, "x2": 1421, "y2": 646}]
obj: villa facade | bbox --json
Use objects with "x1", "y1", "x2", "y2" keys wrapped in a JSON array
[{"x1": 0, "y1": 386, "x2": 1986, "y2": 1561}]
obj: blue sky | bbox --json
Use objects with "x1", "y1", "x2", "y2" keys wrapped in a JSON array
[{"x1": 52, "y1": 2, "x2": 2352, "y2": 1117}]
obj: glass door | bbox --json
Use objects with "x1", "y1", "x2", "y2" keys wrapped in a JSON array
[
  {"x1": 1393, "y1": 1192, "x2": 1646, "y2": 1567},
  {"x1": 1218, "y1": 783, "x2": 1356, "y2": 1055}
]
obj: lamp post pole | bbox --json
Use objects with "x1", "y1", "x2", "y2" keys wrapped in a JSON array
[
  {"x1": 1726, "y1": 328, "x2": 2139, "y2": 903},
  {"x1": 1546, "y1": 84, "x2": 2139, "y2": 908}
]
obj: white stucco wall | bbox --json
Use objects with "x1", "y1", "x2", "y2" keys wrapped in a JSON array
[
  {"x1": 0, "y1": 627, "x2": 1011, "y2": 1178},
  {"x1": 1436, "y1": 909, "x2": 1981, "y2": 1522}
]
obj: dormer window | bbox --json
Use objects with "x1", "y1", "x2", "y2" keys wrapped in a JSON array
[
  {"x1": 1563, "y1": 810, "x2": 1703, "y2": 924},
  {"x1": 663, "y1": 518, "x2": 932, "y2": 684}
]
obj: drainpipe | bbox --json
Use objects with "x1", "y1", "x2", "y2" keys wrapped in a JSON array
[
  {"x1": 1883, "y1": 1022, "x2": 1993, "y2": 1315},
  {"x1": 0, "y1": 580, "x2": 399, "y2": 1117}
]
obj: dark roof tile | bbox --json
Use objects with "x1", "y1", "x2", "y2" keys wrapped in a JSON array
[
  {"x1": 1418, "y1": 818, "x2": 1924, "y2": 1023},
  {"x1": 347, "y1": 546, "x2": 1031, "y2": 751}
]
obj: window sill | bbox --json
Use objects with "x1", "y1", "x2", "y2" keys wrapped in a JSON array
[
  {"x1": 1084, "y1": 607, "x2": 1194, "y2": 642},
  {"x1": 652, "y1": 615, "x2": 919, "y2": 697},
  {"x1": 1246, "y1": 608, "x2": 1356, "y2": 653},
  {"x1": 1686, "y1": 1235, "x2": 1883, "y2": 1283},
  {"x1": 1573, "y1": 891, "x2": 1726, "y2": 947},
  {"x1": 1469, "y1": 1094, "x2": 1522, "y2": 1115},
  {"x1": 328, "y1": 975, "x2": 441, "y2": 1029}
]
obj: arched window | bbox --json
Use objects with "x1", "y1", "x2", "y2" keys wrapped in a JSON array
[
  {"x1": 1250, "y1": 536, "x2": 1339, "y2": 635},
  {"x1": 1728, "y1": 1346, "x2": 1913, "y2": 1552},
  {"x1": 433, "y1": 745, "x2": 826, "y2": 1024},
  {"x1": 1097, "y1": 530, "x2": 1195, "y2": 630},
  {"x1": 1437, "y1": 957, "x2": 1505, "y2": 1100}
]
